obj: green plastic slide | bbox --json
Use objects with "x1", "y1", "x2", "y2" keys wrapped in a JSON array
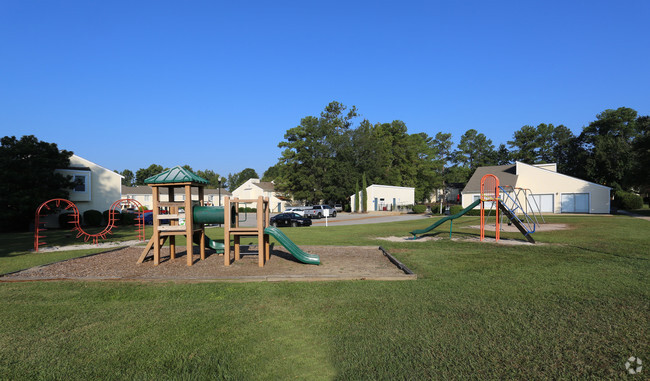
[
  {"x1": 192, "y1": 231, "x2": 225, "y2": 253},
  {"x1": 409, "y1": 199, "x2": 481, "y2": 238},
  {"x1": 264, "y1": 226, "x2": 320, "y2": 265}
]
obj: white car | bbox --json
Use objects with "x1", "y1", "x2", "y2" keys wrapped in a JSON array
[{"x1": 284, "y1": 207, "x2": 306, "y2": 216}]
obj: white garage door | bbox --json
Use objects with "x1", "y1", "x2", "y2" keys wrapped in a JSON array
[
  {"x1": 561, "y1": 193, "x2": 589, "y2": 213},
  {"x1": 528, "y1": 194, "x2": 554, "y2": 213}
]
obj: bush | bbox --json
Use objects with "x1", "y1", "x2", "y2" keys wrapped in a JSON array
[
  {"x1": 58, "y1": 212, "x2": 80, "y2": 228},
  {"x1": 464, "y1": 209, "x2": 482, "y2": 216},
  {"x1": 412, "y1": 205, "x2": 427, "y2": 214},
  {"x1": 121, "y1": 212, "x2": 137, "y2": 225},
  {"x1": 449, "y1": 205, "x2": 464, "y2": 215},
  {"x1": 83, "y1": 209, "x2": 103, "y2": 227},
  {"x1": 615, "y1": 191, "x2": 643, "y2": 210},
  {"x1": 238, "y1": 207, "x2": 257, "y2": 213},
  {"x1": 103, "y1": 210, "x2": 121, "y2": 225}
]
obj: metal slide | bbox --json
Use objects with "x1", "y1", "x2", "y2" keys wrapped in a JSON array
[
  {"x1": 497, "y1": 203, "x2": 536, "y2": 243},
  {"x1": 264, "y1": 226, "x2": 321, "y2": 265},
  {"x1": 409, "y1": 199, "x2": 481, "y2": 238}
]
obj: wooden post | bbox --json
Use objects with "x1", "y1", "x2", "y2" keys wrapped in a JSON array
[
  {"x1": 185, "y1": 184, "x2": 193, "y2": 266},
  {"x1": 199, "y1": 186, "x2": 205, "y2": 260},
  {"x1": 224, "y1": 196, "x2": 231, "y2": 266},
  {"x1": 152, "y1": 186, "x2": 161, "y2": 265},
  {"x1": 264, "y1": 197, "x2": 270, "y2": 261},
  {"x1": 257, "y1": 196, "x2": 264, "y2": 267},
  {"x1": 169, "y1": 186, "x2": 176, "y2": 259}
]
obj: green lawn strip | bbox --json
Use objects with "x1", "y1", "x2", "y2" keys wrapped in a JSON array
[{"x1": 1, "y1": 215, "x2": 648, "y2": 378}]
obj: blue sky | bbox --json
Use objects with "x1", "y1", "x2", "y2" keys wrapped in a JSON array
[{"x1": 2, "y1": 1, "x2": 648, "y2": 177}]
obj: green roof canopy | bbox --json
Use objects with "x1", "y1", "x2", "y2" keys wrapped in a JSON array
[{"x1": 144, "y1": 166, "x2": 209, "y2": 185}]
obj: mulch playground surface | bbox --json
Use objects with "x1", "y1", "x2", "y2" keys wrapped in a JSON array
[{"x1": 2, "y1": 245, "x2": 416, "y2": 283}]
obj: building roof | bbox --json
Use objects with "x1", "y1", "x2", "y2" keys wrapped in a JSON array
[
  {"x1": 254, "y1": 182, "x2": 276, "y2": 191},
  {"x1": 462, "y1": 164, "x2": 518, "y2": 193},
  {"x1": 122, "y1": 185, "x2": 231, "y2": 196},
  {"x1": 144, "y1": 166, "x2": 209, "y2": 185}
]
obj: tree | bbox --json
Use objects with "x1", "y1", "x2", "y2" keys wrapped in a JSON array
[
  {"x1": 117, "y1": 169, "x2": 135, "y2": 186},
  {"x1": 195, "y1": 169, "x2": 223, "y2": 189},
  {"x1": 632, "y1": 116, "x2": 650, "y2": 195},
  {"x1": 580, "y1": 107, "x2": 640, "y2": 189},
  {"x1": 508, "y1": 123, "x2": 563, "y2": 164},
  {"x1": 452, "y1": 129, "x2": 496, "y2": 170},
  {"x1": 411, "y1": 133, "x2": 444, "y2": 203},
  {"x1": 361, "y1": 172, "x2": 368, "y2": 212},
  {"x1": 261, "y1": 163, "x2": 282, "y2": 182},
  {"x1": 0, "y1": 135, "x2": 76, "y2": 231},
  {"x1": 277, "y1": 101, "x2": 359, "y2": 203},
  {"x1": 227, "y1": 168, "x2": 259, "y2": 191},
  {"x1": 135, "y1": 164, "x2": 164, "y2": 185},
  {"x1": 354, "y1": 180, "x2": 359, "y2": 212},
  {"x1": 494, "y1": 143, "x2": 511, "y2": 165}
]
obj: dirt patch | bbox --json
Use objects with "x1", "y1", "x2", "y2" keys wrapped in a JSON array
[
  {"x1": 376, "y1": 235, "x2": 543, "y2": 246},
  {"x1": 3, "y1": 245, "x2": 416, "y2": 282},
  {"x1": 466, "y1": 223, "x2": 570, "y2": 232}
]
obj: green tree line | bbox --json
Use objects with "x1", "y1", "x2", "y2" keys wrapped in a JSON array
[{"x1": 265, "y1": 102, "x2": 649, "y2": 205}]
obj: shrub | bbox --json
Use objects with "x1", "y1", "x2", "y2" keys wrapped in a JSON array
[
  {"x1": 464, "y1": 209, "x2": 482, "y2": 216},
  {"x1": 449, "y1": 205, "x2": 464, "y2": 215},
  {"x1": 58, "y1": 212, "x2": 80, "y2": 228},
  {"x1": 615, "y1": 191, "x2": 643, "y2": 210},
  {"x1": 412, "y1": 205, "x2": 427, "y2": 214},
  {"x1": 103, "y1": 210, "x2": 121, "y2": 225},
  {"x1": 238, "y1": 207, "x2": 257, "y2": 213},
  {"x1": 121, "y1": 212, "x2": 137, "y2": 225},
  {"x1": 83, "y1": 209, "x2": 103, "y2": 227}
]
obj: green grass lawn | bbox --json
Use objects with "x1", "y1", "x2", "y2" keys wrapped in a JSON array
[{"x1": 1, "y1": 216, "x2": 648, "y2": 379}]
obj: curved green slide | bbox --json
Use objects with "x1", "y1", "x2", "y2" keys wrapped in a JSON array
[
  {"x1": 410, "y1": 199, "x2": 481, "y2": 238},
  {"x1": 264, "y1": 226, "x2": 320, "y2": 265},
  {"x1": 192, "y1": 231, "x2": 225, "y2": 253}
]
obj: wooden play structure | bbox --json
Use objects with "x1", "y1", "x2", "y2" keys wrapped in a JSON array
[
  {"x1": 138, "y1": 166, "x2": 274, "y2": 267},
  {"x1": 223, "y1": 195, "x2": 271, "y2": 267}
]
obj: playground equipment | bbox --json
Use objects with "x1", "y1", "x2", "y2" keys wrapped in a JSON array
[
  {"x1": 480, "y1": 174, "x2": 536, "y2": 243},
  {"x1": 34, "y1": 198, "x2": 145, "y2": 251},
  {"x1": 500, "y1": 185, "x2": 545, "y2": 226},
  {"x1": 409, "y1": 199, "x2": 480, "y2": 239},
  {"x1": 137, "y1": 166, "x2": 319, "y2": 267},
  {"x1": 408, "y1": 174, "x2": 536, "y2": 243}
]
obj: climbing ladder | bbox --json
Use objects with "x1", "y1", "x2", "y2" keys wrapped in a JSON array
[{"x1": 498, "y1": 186, "x2": 536, "y2": 243}]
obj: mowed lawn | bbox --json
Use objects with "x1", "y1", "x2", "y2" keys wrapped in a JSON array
[{"x1": 1, "y1": 215, "x2": 648, "y2": 379}]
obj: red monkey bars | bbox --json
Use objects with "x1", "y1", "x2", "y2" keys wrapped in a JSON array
[{"x1": 34, "y1": 198, "x2": 145, "y2": 251}]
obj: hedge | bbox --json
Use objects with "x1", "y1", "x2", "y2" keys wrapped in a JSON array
[
  {"x1": 58, "y1": 212, "x2": 80, "y2": 228},
  {"x1": 412, "y1": 205, "x2": 427, "y2": 214},
  {"x1": 83, "y1": 210, "x2": 103, "y2": 227},
  {"x1": 615, "y1": 191, "x2": 643, "y2": 210}
]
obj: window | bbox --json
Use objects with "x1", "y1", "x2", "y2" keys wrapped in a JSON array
[
  {"x1": 73, "y1": 175, "x2": 86, "y2": 192},
  {"x1": 144, "y1": 195, "x2": 151, "y2": 202},
  {"x1": 561, "y1": 193, "x2": 589, "y2": 213}
]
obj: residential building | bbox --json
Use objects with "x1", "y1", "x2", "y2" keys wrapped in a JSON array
[
  {"x1": 461, "y1": 162, "x2": 611, "y2": 214},
  {"x1": 350, "y1": 184, "x2": 415, "y2": 212},
  {"x1": 231, "y1": 178, "x2": 287, "y2": 212}
]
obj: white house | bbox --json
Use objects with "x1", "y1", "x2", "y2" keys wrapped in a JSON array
[
  {"x1": 231, "y1": 178, "x2": 287, "y2": 213},
  {"x1": 461, "y1": 162, "x2": 611, "y2": 214},
  {"x1": 350, "y1": 184, "x2": 415, "y2": 212},
  {"x1": 55, "y1": 154, "x2": 123, "y2": 214},
  {"x1": 121, "y1": 185, "x2": 231, "y2": 209}
]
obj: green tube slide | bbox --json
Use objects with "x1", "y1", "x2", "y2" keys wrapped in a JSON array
[{"x1": 192, "y1": 206, "x2": 226, "y2": 253}]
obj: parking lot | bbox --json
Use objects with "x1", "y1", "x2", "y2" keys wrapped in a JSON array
[{"x1": 236, "y1": 211, "x2": 428, "y2": 227}]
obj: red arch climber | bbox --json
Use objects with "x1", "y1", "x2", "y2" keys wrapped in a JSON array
[{"x1": 34, "y1": 198, "x2": 145, "y2": 251}]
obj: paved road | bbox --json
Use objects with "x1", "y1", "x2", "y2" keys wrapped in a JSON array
[{"x1": 237, "y1": 212, "x2": 429, "y2": 227}]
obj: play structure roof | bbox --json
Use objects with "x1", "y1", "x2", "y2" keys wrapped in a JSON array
[{"x1": 145, "y1": 166, "x2": 209, "y2": 185}]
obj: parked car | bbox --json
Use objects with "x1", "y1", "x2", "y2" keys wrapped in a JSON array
[
  {"x1": 270, "y1": 212, "x2": 312, "y2": 227},
  {"x1": 333, "y1": 204, "x2": 343, "y2": 212},
  {"x1": 285, "y1": 207, "x2": 306, "y2": 216},
  {"x1": 304, "y1": 205, "x2": 337, "y2": 218}
]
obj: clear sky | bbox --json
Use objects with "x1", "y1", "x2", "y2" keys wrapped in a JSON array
[{"x1": 2, "y1": 1, "x2": 649, "y2": 177}]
